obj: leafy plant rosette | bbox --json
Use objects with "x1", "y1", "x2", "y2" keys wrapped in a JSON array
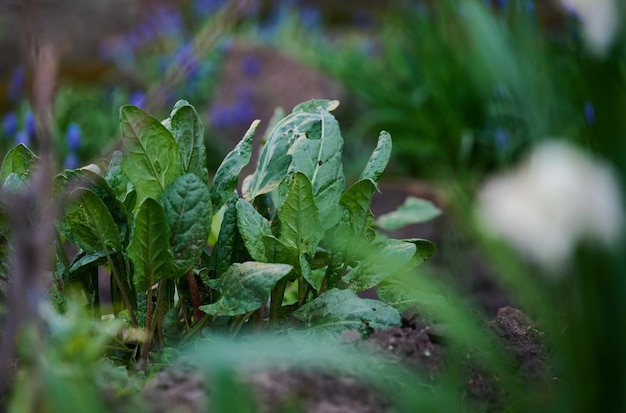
[{"x1": 0, "y1": 98, "x2": 438, "y2": 360}]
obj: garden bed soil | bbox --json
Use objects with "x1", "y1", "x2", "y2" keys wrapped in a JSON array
[{"x1": 141, "y1": 306, "x2": 548, "y2": 413}]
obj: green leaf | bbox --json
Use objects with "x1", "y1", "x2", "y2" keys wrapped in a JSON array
[
  {"x1": 336, "y1": 179, "x2": 377, "y2": 250},
  {"x1": 291, "y1": 288, "x2": 401, "y2": 341},
  {"x1": 278, "y1": 172, "x2": 324, "y2": 286},
  {"x1": 375, "y1": 197, "x2": 442, "y2": 231},
  {"x1": 377, "y1": 281, "x2": 448, "y2": 314},
  {"x1": 160, "y1": 173, "x2": 212, "y2": 278},
  {"x1": 402, "y1": 238, "x2": 437, "y2": 267},
  {"x1": 199, "y1": 262, "x2": 292, "y2": 316},
  {"x1": 293, "y1": 99, "x2": 340, "y2": 112},
  {"x1": 65, "y1": 169, "x2": 131, "y2": 244},
  {"x1": 105, "y1": 151, "x2": 134, "y2": 203},
  {"x1": 211, "y1": 120, "x2": 259, "y2": 212},
  {"x1": 127, "y1": 198, "x2": 173, "y2": 292},
  {"x1": 212, "y1": 193, "x2": 247, "y2": 277},
  {"x1": 168, "y1": 100, "x2": 208, "y2": 181},
  {"x1": 235, "y1": 198, "x2": 272, "y2": 262},
  {"x1": 0, "y1": 144, "x2": 37, "y2": 182},
  {"x1": 343, "y1": 239, "x2": 417, "y2": 291},
  {"x1": 245, "y1": 100, "x2": 343, "y2": 205},
  {"x1": 359, "y1": 131, "x2": 392, "y2": 184},
  {"x1": 68, "y1": 251, "x2": 108, "y2": 273},
  {"x1": 287, "y1": 105, "x2": 345, "y2": 228},
  {"x1": 64, "y1": 189, "x2": 122, "y2": 254},
  {"x1": 120, "y1": 105, "x2": 182, "y2": 204},
  {"x1": 2, "y1": 173, "x2": 29, "y2": 193}
]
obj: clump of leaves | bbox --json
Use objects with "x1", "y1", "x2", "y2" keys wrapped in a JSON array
[{"x1": 0, "y1": 99, "x2": 438, "y2": 365}]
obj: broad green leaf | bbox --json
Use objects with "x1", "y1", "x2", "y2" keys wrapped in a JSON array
[
  {"x1": 199, "y1": 262, "x2": 292, "y2": 316},
  {"x1": 291, "y1": 288, "x2": 401, "y2": 341},
  {"x1": 127, "y1": 198, "x2": 173, "y2": 292},
  {"x1": 212, "y1": 193, "x2": 248, "y2": 276},
  {"x1": 336, "y1": 178, "x2": 377, "y2": 249},
  {"x1": 160, "y1": 174, "x2": 212, "y2": 278},
  {"x1": 2, "y1": 173, "x2": 29, "y2": 193},
  {"x1": 293, "y1": 99, "x2": 339, "y2": 112},
  {"x1": 343, "y1": 239, "x2": 416, "y2": 291},
  {"x1": 211, "y1": 120, "x2": 259, "y2": 212},
  {"x1": 105, "y1": 151, "x2": 134, "y2": 203},
  {"x1": 69, "y1": 251, "x2": 108, "y2": 273},
  {"x1": 120, "y1": 105, "x2": 182, "y2": 204},
  {"x1": 278, "y1": 173, "x2": 324, "y2": 286},
  {"x1": 235, "y1": 198, "x2": 272, "y2": 262},
  {"x1": 375, "y1": 197, "x2": 442, "y2": 231},
  {"x1": 287, "y1": 105, "x2": 345, "y2": 228},
  {"x1": 64, "y1": 189, "x2": 122, "y2": 254},
  {"x1": 378, "y1": 281, "x2": 448, "y2": 314},
  {"x1": 0, "y1": 144, "x2": 37, "y2": 182},
  {"x1": 359, "y1": 131, "x2": 392, "y2": 184},
  {"x1": 168, "y1": 100, "x2": 208, "y2": 181},
  {"x1": 65, "y1": 169, "x2": 131, "y2": 244},
  {"x1": 246, "y1": 100, "x2": 341, "y2": 202}
]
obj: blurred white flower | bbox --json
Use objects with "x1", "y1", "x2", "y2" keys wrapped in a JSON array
[
  {"x1": 559, "y1": 0, "x2": 620, "y2": 55},
  {"x1": 477, "y1": 141, "x2": 624, "y2": 272}
]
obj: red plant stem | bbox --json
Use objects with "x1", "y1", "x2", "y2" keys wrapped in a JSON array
[
  {"x1": 186, "y1": 270, "x2": 204, "y2": 322},
  {"x1": 141, "y1": 279, "x2": 153, "y2": 364}
]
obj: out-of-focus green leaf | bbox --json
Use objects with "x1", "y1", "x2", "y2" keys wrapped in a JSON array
[
  {"x1": 375, "y1": 197, "x2": 441, "y2": 231},
  {"x1": 343, "y1": 239, "x2": 416, "y2": 291},
  {"x1": 359, "y1": 131, "x2": 392, "y2": 184},
  {"x1": 291, "y1": 288, "x2": 401, "y2": 341},
  {"x1": 378, "y1": 280, "x2": 448, "y2": 314},
  {"x1": 200, "y1": 262, "x2": 292, "y2": 316},
  {"x1": 160, "y1": 173, "x2": 211, "y2": 278},
  {"x1": 120, "y1": 105, "x2": 182, "y2": 204},
  {"x1": 127, "y1": 198, "x2": 173, "y2": 292},
  {"x1": 211, "y1": 120, "x2": 259, "y2": 212},
  {"x1": 168, "y1": 100, "x2": 208, "y2": 182}
]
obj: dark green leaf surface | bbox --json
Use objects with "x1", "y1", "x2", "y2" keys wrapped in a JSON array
[
  {"x1": 65, "y1": 189, "x2": 122, "y2": 254},
  {"x1": 168, "y1": 100, "x2": 208, "y2": 181},
  {"x1": 200, "y1": 262, "x2": 292, "y2": 316},
  {"x1": 160, "y1": 173, "x2": 211, "y2": 278},
  {"x1": 211, "y1": 120, "x2": 259, "y2": 212},
  {"x1": 127, "y1": 198, "x2": 173, "y2": 292},
  {"x1": 375, "y1": 197, "x2": 442, "y2": 231},
  {"x1": 212, "y1": 193, "x2": 241, "y2": 277},
  {"x1": 277, "y1": 173, "x2": 323, "y2": 285},
  {"x1": 105, "y1": 150, "x2": 134, "y2": 203},
  {"x1": 235, "y1": 198, "x2": 272, "y2": 262},
  {"x1": 291, "y1": 288, "x2": 400, "y2": 341},
  {"x1": 120, "y1": 105, "x2": 182, "y2": 204}
]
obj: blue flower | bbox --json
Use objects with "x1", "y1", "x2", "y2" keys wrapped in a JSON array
[
  {"x1": 66, "y1": 123, "x2": 81, "y2": 150},
  {"x1": 193, "y1": 0, "x2": 228, "y2": 16},
  {"x1": 65, "y1": 153, "x2": 79, "y2": 170},
  {"x1": 300, "y1": 5, "x2": 321, "y2": 29},
  {"x1": 25, "y1": 111, "x2": 36, "y2": 138},
  {"x1": 14, "y1": 130, "x2": 29, "y2": 146},
  {"x1": 494, "y1": 128, "x2": 510, "y2": 149},
  {"x1": 7, "y1": 66, "x2": 25, "y2": 101},
  {"x1": 241, "y1": 55, "x2": 261, "y2": 78},
  {"x1": 584, "y1": 101, "x2": 595, "y2": 126},
  {"x1": 129, "y1": 91, "x2": 146, "y2": 108},
  {"x1": 3, "y1": 112, "x2": 18, "y2": 137}
]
